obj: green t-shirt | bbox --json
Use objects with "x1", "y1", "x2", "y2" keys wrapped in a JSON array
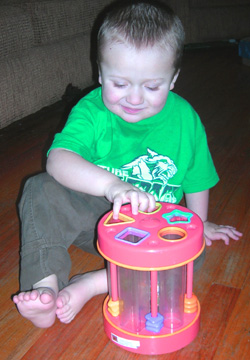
[{"x1": 49, "y1": 87, "x2": 219, "y2": 203}]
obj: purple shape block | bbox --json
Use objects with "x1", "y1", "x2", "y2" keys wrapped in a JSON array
[{"x1": 145, "y1": 312, "x2": 164, "y2": 333}]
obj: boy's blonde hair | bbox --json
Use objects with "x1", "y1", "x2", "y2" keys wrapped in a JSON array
[{"x1": 97, "y1": 1, "x2": 185, "y2": 73}]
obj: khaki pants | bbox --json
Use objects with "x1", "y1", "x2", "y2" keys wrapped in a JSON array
[
  {"x1": 18, "y1": 172, "x2": 205, "y2": 291},
  {"x1": 19, "y1": 172, "x2": 111, "y2": 290}
]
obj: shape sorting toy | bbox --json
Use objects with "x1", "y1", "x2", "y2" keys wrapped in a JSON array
[{"x1": 97, "y1": 202, "x2": 205, "y2": 355}]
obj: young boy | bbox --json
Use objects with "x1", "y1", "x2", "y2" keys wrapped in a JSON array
[{"x1": 13, "y1": 1, "x2": 242, "y2": 328}]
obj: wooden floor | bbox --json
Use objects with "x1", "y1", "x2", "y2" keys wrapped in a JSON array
[{"x1": 0, "y1": 45, "x2": 249, "y2": 360}]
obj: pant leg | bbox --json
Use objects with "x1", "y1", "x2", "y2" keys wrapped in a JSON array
[
  {"x1": 193, "y1": 246, "x2": 206, "y2": 272},
  {"x1": 19, "y1": 172, "x2": 111, "y2": 291}
]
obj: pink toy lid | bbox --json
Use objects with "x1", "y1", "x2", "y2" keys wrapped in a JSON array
[{"x1": 97, "y1": 202, "x2": 204, "y2": 269}]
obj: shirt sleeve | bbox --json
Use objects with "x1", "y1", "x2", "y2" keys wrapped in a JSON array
[
  {"x1": 47, "y1": 97, "x2": 95, "y2": 161},
  {"x1": 182, "y1": 117, "x2": 219, "y2": 194}
]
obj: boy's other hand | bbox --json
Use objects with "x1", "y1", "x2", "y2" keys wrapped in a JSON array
[
  {"x1": 104, "y1": 181, "x2": 156, "y2": 219},
  {"x1": 204, "y1": 221, "x2": 243, "y2": 246}
]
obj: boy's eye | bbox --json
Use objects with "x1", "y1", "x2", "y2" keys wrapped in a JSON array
[
  {"x1": 114, "y1": 83, "x2": 126, "y2": 88},
  {"x1": 146, "y1": 86, "x2": 159, "y2": 91}
]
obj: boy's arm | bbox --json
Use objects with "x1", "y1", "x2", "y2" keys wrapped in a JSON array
[
  {"x1": 46, "y1": 148, "x2": 155, "y2": 218},
  {"x1": 185, "y1": 190, "x2": 242, "y2": 246}
]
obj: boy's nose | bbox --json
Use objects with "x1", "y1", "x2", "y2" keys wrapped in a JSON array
[{"x1": 126, "y1": 87, "x2": 144, "y2": 105}]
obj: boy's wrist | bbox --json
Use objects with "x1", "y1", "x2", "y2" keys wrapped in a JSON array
[{"x1": 104, "y1": 179, "x2": 132, "y2": 202}]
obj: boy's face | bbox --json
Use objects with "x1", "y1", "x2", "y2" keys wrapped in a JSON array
[{"x1": 99, "y1": 42, "x2": 179, "y2": 123}]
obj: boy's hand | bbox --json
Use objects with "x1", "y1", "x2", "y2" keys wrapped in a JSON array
[
  {"x1": 104, "y1": 181, "x2": 156, "y2": 219},
  {"x1": 203, "y1": 221, "x2": 243, "y2": 246}
]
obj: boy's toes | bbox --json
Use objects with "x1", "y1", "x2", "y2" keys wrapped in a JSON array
[
  {"x1": 40, "y1": 290, "x2": 55, "y2": 304},
  {"x1": 13, "y1": 294, "x2": 21, "y2": 304},
  {"x1": 56, "y1": 303, "x2": 70, "y2": 316},
  {"x1": 57, "y1": 309, "x2": 75, "y2": 323},
  {"x1": 30, "y1": 289, "x2": 40, "y2": 300},
  {"x1": 23, "y1": 290, "x2": 38, "y2": 301},
  {"x1": 56, "y1": 292, "x2": 69, "y2": 308}
]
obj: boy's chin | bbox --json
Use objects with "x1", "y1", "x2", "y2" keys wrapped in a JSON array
[
  {"x1": 116, "y1": 109, "x2": 149, "y2": 123},
  {"x1": 120, "y1": 115, "x2": 145, "y2": 123}
]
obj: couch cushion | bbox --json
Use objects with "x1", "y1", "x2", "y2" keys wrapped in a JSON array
[
  {"x1": 22, "y1": 0, "x2": 112, "y2": 45},
  {"x1": 0, "y1": 34, "x2": 93, "y2": 129},
  {"x1": 0, "y1": 6, "x2": 34, "y2": 60}
]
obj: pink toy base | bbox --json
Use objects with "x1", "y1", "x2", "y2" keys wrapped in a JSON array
[{"x1": 103, "y1": 297, "x2": 200, "y2": 355}]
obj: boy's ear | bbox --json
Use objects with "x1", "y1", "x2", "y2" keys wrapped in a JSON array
[
  {"x1": 98, "y1": 71, "x2": 102, "y2": 85},
  {"x1": 170, "y1": 69, "x2": 180, "y2": 90},
  {"x1": 97, "y1": 63, "x2": 102, "y2": 84}
]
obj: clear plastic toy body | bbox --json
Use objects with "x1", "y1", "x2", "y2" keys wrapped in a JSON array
[{"x1": 97, "y1": 202, "x2": 204, "y2": 355}]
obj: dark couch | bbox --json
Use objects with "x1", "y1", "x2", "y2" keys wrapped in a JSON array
[{"x1": 0, "y1": 0, "x2": 112, "y2": 129}]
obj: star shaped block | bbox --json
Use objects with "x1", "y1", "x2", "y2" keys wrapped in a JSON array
[{"x1": 162, "y1": 210, "x2": 193, "y2": 225}]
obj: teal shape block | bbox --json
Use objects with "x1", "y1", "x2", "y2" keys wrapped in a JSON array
[{"x1": 162, "y1": 209, "x2": 193, "y2": 224}]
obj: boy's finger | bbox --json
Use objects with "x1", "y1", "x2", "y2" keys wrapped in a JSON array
[
  {"x1": 146, "y1": 194, "x2": 156, "y2": 212},
  {"x1": 204, "y1": 236, "x2": 212, "y2": 246},
  {"x1": 112, "y1": 198, "x2": 122, "y2": 219},
  {"x1": 220, "y1": 227, "x2": 241, "y2": 240},
  {"x1": 130, "y1": 192, "x2": 140, "y2": 215}
]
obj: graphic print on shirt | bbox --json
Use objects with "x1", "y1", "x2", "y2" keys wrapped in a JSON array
[{"x1": 100, "y1": 149, "x2": 180, "y2": 203}]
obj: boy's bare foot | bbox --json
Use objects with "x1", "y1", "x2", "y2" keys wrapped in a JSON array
[
  {"x1": 56, "y1": 269, "x2": 107, "y2": 324},
  {"x1": 13, "y1": 274, "x2": 59, "y2": 328},
  {"x1": 13, "y1": 288, "x2": 57, "y2": 328}
]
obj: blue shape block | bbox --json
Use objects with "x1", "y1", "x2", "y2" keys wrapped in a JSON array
[{"x1": 145, "y1": 312, "x2": 164, "y2": 333}]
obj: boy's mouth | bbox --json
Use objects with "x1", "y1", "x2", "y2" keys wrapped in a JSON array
[{"x1": 121, "y1": 105, "x2": 144, "y2": 114}]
